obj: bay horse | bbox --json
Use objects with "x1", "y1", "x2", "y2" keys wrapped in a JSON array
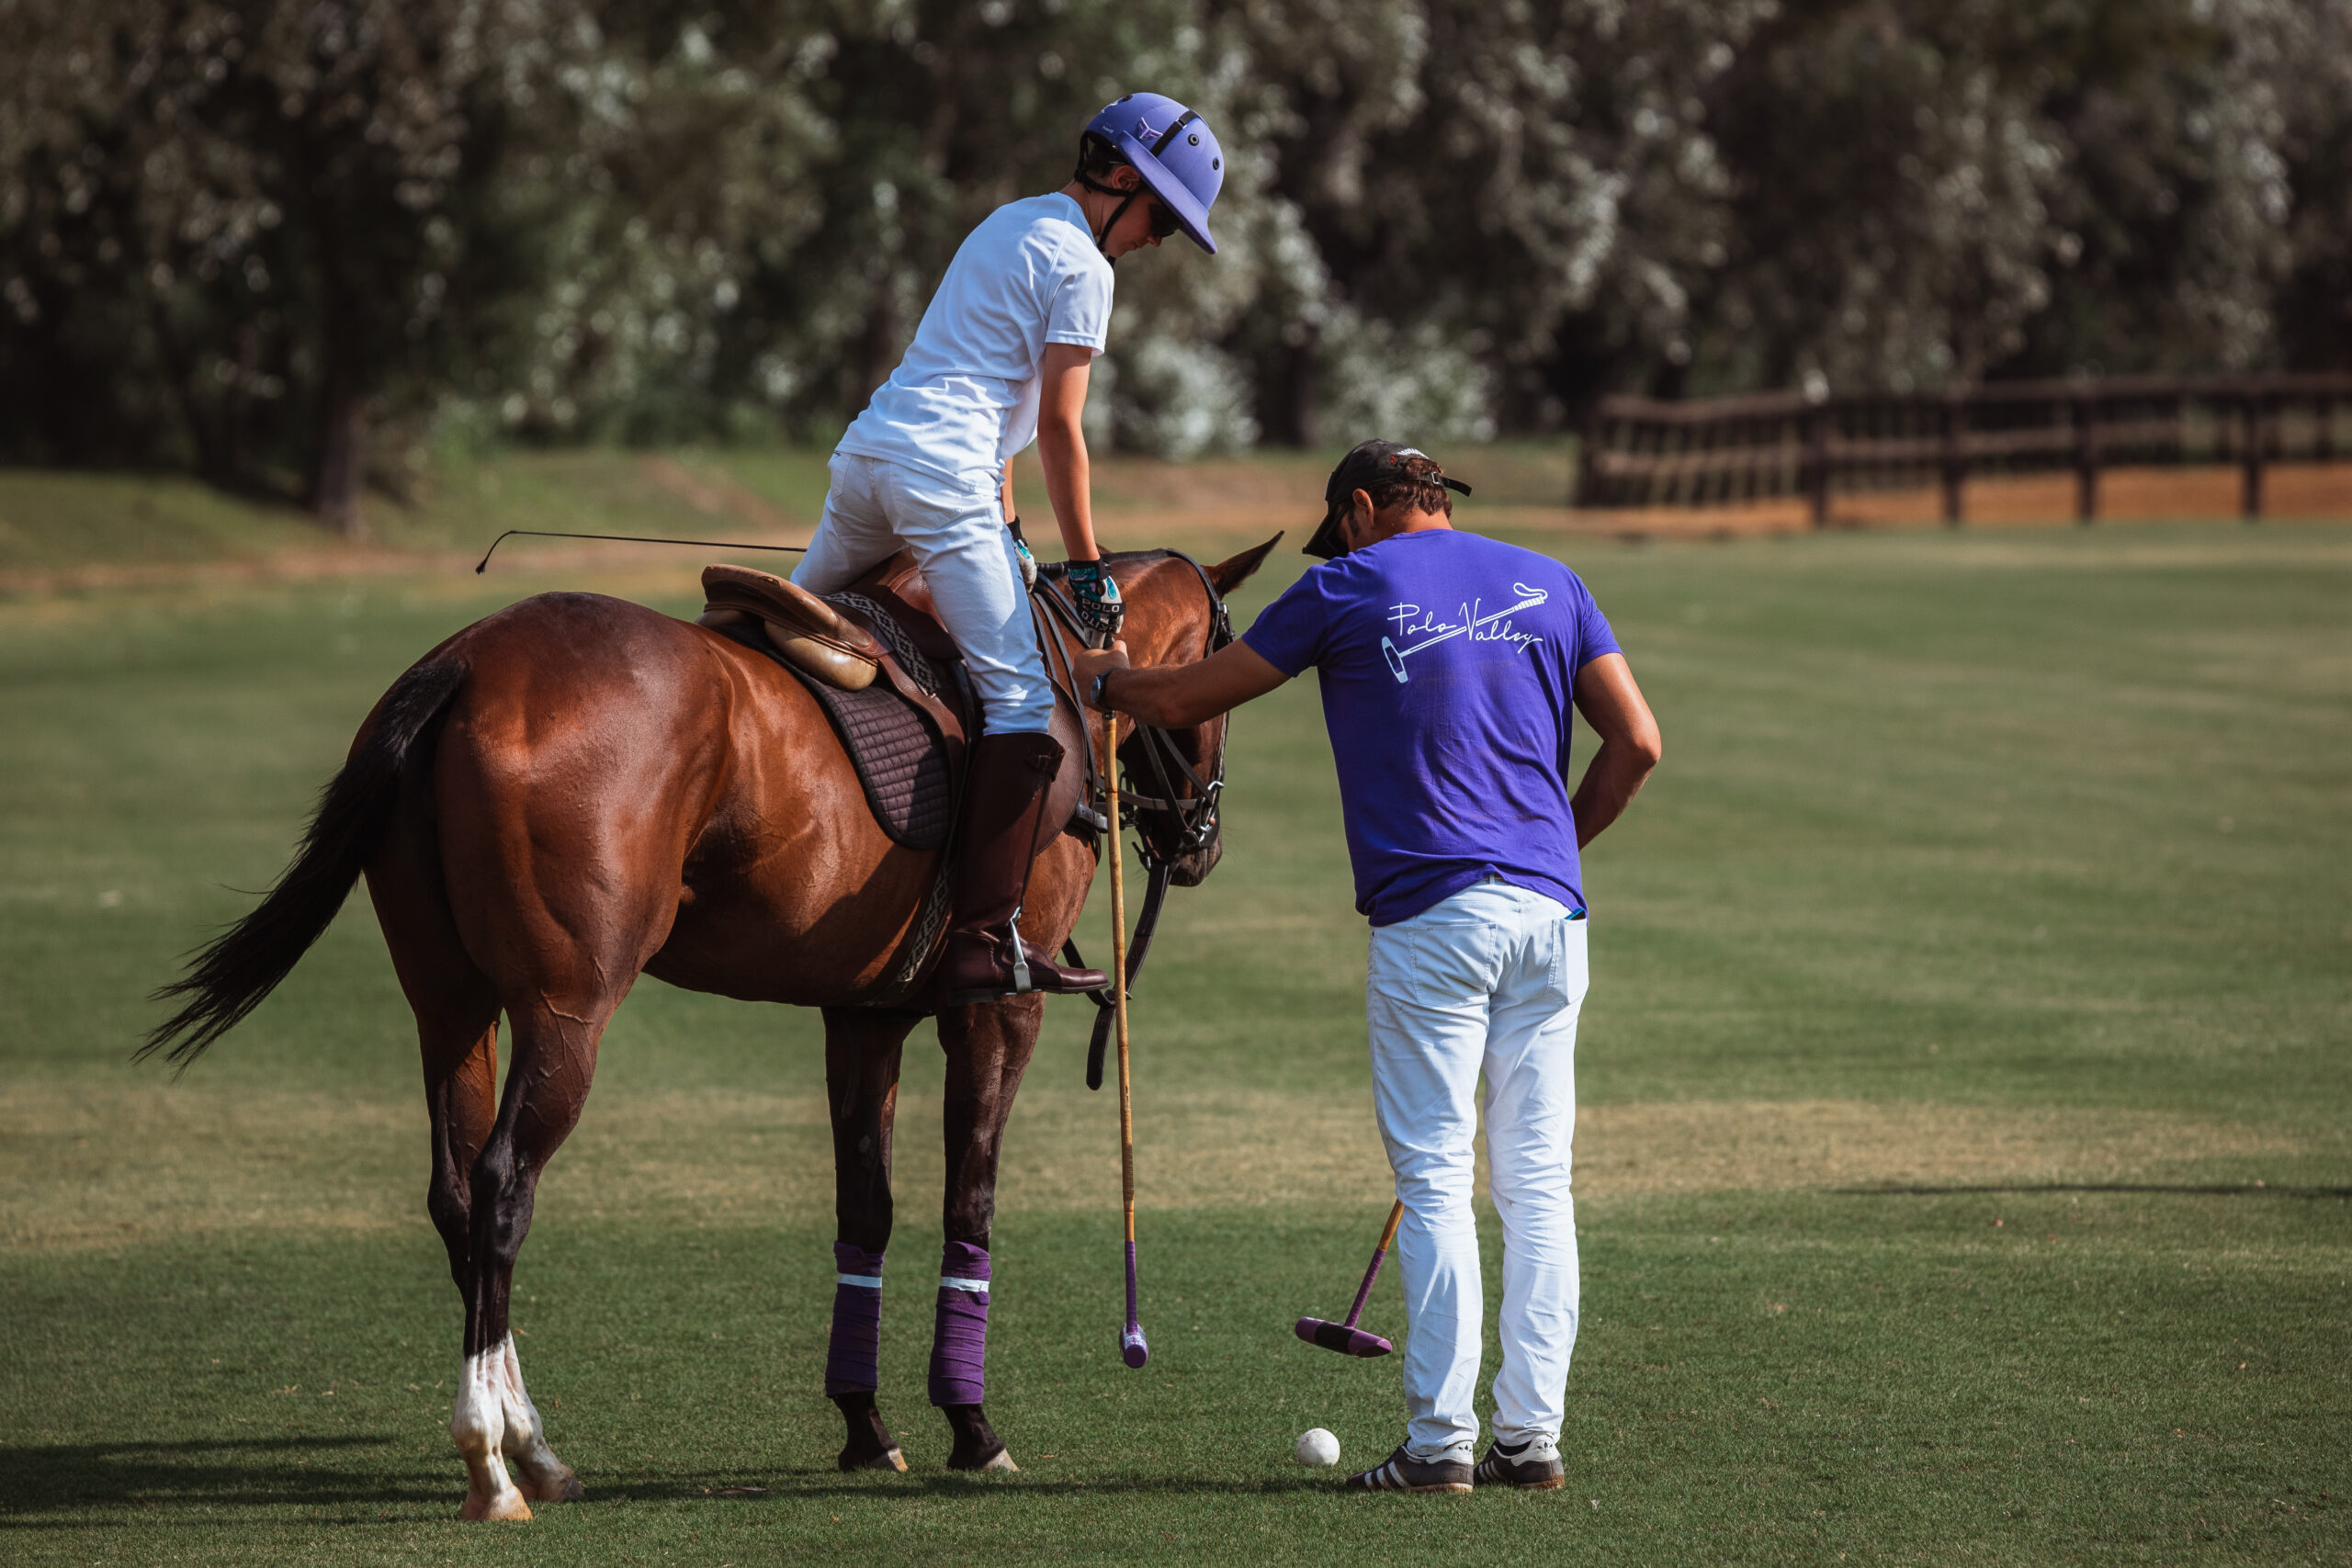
[{"x1": 141, "y1": 536, "x2": 1279, "y2": 1518}]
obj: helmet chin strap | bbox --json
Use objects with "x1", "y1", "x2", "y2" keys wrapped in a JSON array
[{"x1": 1076, "y1": 170, "x2": 1142, "y2": 260}]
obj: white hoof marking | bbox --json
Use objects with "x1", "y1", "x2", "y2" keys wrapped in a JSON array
[{"x1": 452, "y1": 1335, "x2": 575, "y2": 1517}]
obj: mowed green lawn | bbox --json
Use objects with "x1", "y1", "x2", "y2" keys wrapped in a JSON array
[{"x1": 1, "y1": 519, "x2": 2346, "y2": 1565}]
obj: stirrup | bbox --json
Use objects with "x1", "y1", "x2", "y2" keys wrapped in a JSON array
[{"x1": 1007, "y1": 908, "x2": 1032, "y2": 995}]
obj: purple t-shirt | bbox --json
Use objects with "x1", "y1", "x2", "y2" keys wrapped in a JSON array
[{"x1": 1242, "y1": 528, "x2": 1621, "y2": 926}]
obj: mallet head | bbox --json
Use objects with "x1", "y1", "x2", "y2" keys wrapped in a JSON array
[
  {"x1": 1122, "y1": 1325, "x2": 1150, "y2": 1368},
  {"x1": 1295, "y1": 1315, "x2": 1393, "y2": 1358}
]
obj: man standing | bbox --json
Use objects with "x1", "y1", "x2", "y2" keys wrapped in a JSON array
[{"x1": 1073, "y1": 441, "x2": 1661, "y2": 1493}]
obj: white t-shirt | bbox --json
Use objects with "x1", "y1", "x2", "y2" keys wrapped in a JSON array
[{"x1": 837, "y1": 193, "x2": 1114, "y2": 484}]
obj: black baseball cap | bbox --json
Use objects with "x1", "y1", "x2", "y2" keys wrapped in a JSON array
[{"x1": 1303, "y1": 440, "x2": 1473, "y2": 559}]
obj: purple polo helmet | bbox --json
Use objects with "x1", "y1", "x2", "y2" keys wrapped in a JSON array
[{"x1": 1080, "y1": 92, "x2": 1226, "y2": 254}]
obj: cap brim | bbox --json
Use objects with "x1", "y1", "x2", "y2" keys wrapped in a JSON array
[
  {"x1": 1303, "y1": 504, "x2": 1347, "y2": 559},
  {"x1": 1107, "y1": 130, "x2": 1217, "y2": 254}
]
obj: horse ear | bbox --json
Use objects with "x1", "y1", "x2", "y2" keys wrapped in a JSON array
[{"x1": 1205, "y1": 532, "x2": 1283, "y2": 596}]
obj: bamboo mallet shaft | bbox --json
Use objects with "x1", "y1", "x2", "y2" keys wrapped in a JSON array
[{"x1": 1105, "y1": 705, "x2": 1147, "y2": 1367}]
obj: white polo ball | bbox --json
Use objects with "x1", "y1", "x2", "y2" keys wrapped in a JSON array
[{"x1": 1295, "y1": 1427, "x2": 1340, "y2": 1468}]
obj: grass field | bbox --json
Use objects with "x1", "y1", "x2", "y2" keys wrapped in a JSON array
[{"x1": 2, "y1": 513, "x2": 2348, "y2": 1564}]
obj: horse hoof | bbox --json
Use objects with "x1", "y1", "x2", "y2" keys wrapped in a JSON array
[
  {"x1": 459, "y1": 1490, "x2": 535, "y2": 1522},
  {"x1": 948, "y1": 1444, "x2": 1017, "y2": 1473},
  {"x1": 842, "y1": 1444, "x2": 908, "y2": 1473},
  {"x1": 519, "y1": 1468, "x2": 583, "y2": 1503}
]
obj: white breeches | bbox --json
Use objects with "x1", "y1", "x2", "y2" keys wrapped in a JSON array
[
  {"x1": 1366, "y1": 879, "x2": 1589, "y2": 1459},
  {"x1": 793, "y1": 452, "x2": 1055, "y2": 733}
]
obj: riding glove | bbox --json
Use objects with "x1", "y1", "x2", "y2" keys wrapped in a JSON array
[{"x1": 1066, "y1": 559, "x2": 1125, "y2": 640}]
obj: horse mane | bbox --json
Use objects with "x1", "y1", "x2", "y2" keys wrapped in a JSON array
[{"x1": 1035, "y1": 547, "x2": 1188, "y2": 581}]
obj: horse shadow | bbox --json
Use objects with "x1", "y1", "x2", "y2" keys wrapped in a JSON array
[
  {"x1": 0, "y1": 1433, "x2": 440, "y2": 1522},
  {"x1": 2, "y1": 1438, "x2": 1317, "y2": 1521}
]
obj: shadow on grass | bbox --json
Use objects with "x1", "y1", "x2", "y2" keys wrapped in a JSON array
[
  {"x1": 0, "y1": 1434, "x2": 441, "y2": 1520},
  {"x1": 0, "y1": 1438, "x2": 1330, "y2": 1522},
  {"x1": 1833, "y1": 1182, "x2": 2352, "y2": 1200},
  {"x1": 584, "y1": 1468, "x2": 1341, "y2": 1504}
]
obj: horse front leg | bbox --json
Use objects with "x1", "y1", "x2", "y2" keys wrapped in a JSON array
[
  {"x1": 932, "y1": 992, "x2": 1044, "y2": 1472},
  {"x1": 822, "y1": 1006, "x2": 920, "y2": 1472}
]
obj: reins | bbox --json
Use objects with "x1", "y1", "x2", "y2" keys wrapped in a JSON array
[{"x1": 1029, "y1": 554, "x2": 1233, "y2": 1089}]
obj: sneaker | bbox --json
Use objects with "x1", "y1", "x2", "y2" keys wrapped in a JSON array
[
  {"x1": 1343, "y1": 1444, "x2": 1474, "y2": 1494},
  {"x1": 1474, "y1": 1437, "x2": 1565, "y2": 1491}
]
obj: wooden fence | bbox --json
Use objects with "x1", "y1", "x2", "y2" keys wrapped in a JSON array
[{"x1": 1575, "y1": 373, "x2": 2352, "y2": 521}]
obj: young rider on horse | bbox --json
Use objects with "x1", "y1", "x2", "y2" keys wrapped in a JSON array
[{"x1": 792, "y1": 92, "x2": 1226, "y2": 1005}]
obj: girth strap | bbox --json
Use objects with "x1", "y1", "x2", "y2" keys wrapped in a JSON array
[{"x1": 1065, "y1": 860, "x2": 1172, "y2": 1091}]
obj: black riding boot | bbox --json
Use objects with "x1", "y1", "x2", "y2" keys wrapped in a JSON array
[{"x1": 936, "y1": 732, "x2": 1109, "y2": 1005}]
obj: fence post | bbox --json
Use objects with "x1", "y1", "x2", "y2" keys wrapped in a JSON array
[
  {"x1": 2072, "y1": 387, "x2": 2099, "y2": 524},
  {"x1": 1804, "y1": 401, "x2": 1832, "y2": 525},
  {"x1": 1573, "y1": 411, "x2": 1601, "y2": 507},
  {"x1": 2241, "y1": 391, "x2": 2265, "y2": 521},
  {"x1": 1941, "y1": 392, "x2": 1968, "y2": 525}
]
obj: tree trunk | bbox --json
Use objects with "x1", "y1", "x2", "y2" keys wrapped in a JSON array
[
  {"x1": 311, "y1": 377, "x2": 368, "y2": 539},
  {"x1": 1285, "y1": 332, "x2": 1319, "y2": 448},
  {"x1": 147, "y1": 297, "x2": 228, "y2": 484},
  {"x1": 849, "y1": 284, "x2": 898, "y2": 423}
]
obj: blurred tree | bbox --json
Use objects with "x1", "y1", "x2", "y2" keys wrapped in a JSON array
[
  {"x1": 2001, "y1": 0, "x2": 2290, "y2": 377},
  {"x1": 1673, "y1": 0, "x2": 2063, "y2": 395},
  {"x1": 2244, "y1": 0, "x2": 2352, "y2": 370},
  {"x1": 1211, "y1": 0, "x2": 1763, "y2": 440},
  {"x1": 1, "y1": 0, "x2": 2345, "y2": 499},
  {"x1": 0, "y1": 0, "x2": 598, "y2": 531}
]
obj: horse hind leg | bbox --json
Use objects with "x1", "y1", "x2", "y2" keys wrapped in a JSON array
[
  {"x1": 372, "y1": 830, "x2": 583, "y2": 1518},
  {"x1": 822, "y1": 1006, "x2": 919, "y2": 1472},
  {"x1": 449, "y1": 996, "x2": 609, "y2": 1520},
  {"x1": 417, "y1": 1014, "x2": 568, "y2": 1521}
]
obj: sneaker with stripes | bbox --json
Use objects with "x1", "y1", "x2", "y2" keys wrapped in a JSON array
[
  {"x1": 1473, "y1": 1436, "x2": 1565, "y2": 1491},
  {"x1": 1342, "y1": 1443, "x2": 1474, "y2": 1494}
]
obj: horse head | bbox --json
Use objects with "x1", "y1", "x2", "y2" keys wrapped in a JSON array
[{"x1": 1108, "y1": 535, "x2": 1282, "y2": 887}]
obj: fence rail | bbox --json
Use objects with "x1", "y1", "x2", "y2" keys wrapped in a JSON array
[{"x1": 1575, "y1": 373, "x2": 2352, "y2": 521}]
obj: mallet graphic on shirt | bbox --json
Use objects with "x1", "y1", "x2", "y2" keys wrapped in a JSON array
[{"x1": 1380, "y1": 589, "x2": 1549, "y2": 682}]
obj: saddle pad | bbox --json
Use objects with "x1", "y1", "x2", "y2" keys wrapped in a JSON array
[{"x1": 713, "y1": 619, "x2": 953, "y2": 851}]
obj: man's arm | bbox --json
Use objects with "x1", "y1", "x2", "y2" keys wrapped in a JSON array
[
  {"x1": 1036, "y1": 343, "x2": 1099, "y2": 560},
  {"x1": 1569, "y1": 652, "x2": 1662, "y2": 849},
  {"x1": 1072, "y1": 638, "x2": 1290, "y2": 728}
]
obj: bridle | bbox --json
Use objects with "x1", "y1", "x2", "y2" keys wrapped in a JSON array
[
  {"x1": 1030, "y1": 550, "x2": 1231, "y2": 870},
  {"x1": 1028, "y1": 551, "x2": 1233, "y2": 1087}
]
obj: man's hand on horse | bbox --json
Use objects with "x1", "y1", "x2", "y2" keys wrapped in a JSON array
[
  {"x1": 1075, "y1": 637, "x2": 1288, "y2": 729},
  {"x1": 1074, "y1": 640, "x2": 1131, "y2": 711}
]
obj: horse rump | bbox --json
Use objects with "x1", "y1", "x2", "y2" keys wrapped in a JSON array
[{"x1": 140, "y1": 658, "x2": 469, "y2": 1068}]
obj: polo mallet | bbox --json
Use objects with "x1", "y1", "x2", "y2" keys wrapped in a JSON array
[
  {"x1": 1103, "y1": 705, "x2": 1148, "y2": 1369},
  {"x1": 1295, "y1": 1199, "x2": 1405, "y2": 1358}
]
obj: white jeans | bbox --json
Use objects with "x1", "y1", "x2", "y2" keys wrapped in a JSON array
[
  {"x1": 1366, "y1": 879, "x2": 1588, "y2": 1458},
  {"x1": 792, "y1": 452, "x2": 1054, "y2": 733}
]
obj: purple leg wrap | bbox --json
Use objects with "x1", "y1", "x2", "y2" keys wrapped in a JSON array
[
  {"x1": 928, "y1": 1241, "x2": 991, "y2": 1407},
  {"x1": 825, "y1": 1243, "x2": 886, "y2": 1398}
]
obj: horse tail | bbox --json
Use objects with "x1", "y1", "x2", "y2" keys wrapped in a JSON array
[{"x1": 140, "y1": 658, "x2": 469, "y2": 1069}]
